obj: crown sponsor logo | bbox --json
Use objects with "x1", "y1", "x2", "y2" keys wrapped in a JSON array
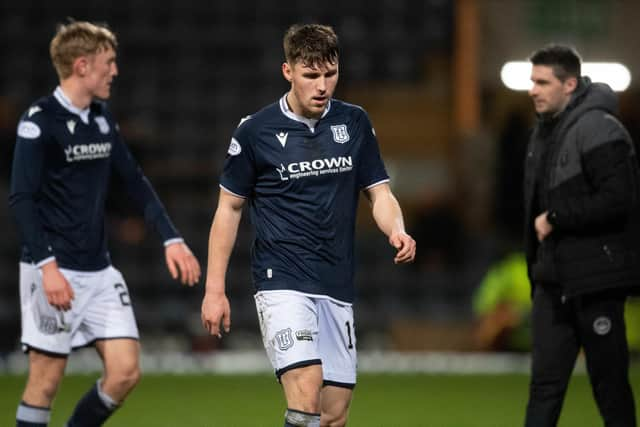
[
  {"x1": 276, "y1": 156, "x2": 353, "y2": 181},
  {"x1": 64, "y1": 142, "x2": 112, "y2": 162}
]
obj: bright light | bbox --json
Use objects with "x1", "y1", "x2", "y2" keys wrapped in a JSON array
[
  {"x1": 500, "y1": 61, "x2": 632, "y2": 92},
  {"x1": 500, "y1": 62, "x2": 534, "y2": 91}
]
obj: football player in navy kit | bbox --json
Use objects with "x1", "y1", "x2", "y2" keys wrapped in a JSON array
[
  {"x1": 201, "y1": 24, "x2": 416, "y2": 427},
  {"x1": 9, "y1": 21, "x2": 201, "y2": 426}
]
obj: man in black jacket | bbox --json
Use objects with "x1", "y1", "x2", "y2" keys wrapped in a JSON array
[{"x1": 524, "y1": 44, "x2": 639, "y2": 427}]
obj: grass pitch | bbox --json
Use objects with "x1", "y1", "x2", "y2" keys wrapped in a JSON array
[{"x1": 1, "y1": 368, "x2": 638, "y2": 426}]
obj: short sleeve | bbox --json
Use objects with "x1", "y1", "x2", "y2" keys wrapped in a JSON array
[
  {"x1": 219, "y1": 121, "x2": 258, "y2": 197},
  {"x1": 355, "y1": 109, "x2": 389, "y2": 189}
]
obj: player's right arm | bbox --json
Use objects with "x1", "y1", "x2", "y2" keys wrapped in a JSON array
[
  {"x1": 8, "y1": 109, "x2": 74, "y2": 310},
  {"x1": 40, "y1": 261, "x2": 74, "y2": 311},
  {"x1": 201, "y1": 189, "x2": 246, "y2": 338}
]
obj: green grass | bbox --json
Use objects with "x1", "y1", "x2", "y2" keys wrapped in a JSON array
[{"x1": 2, "y1": 369, "x2": 638, "y2": 426}]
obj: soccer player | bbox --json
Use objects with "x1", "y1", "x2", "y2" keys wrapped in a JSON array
[
  {"x1": 9, "y1": 21, "x2": 201, "y2": 426},
  {"x1": 201, "y1": 24, "x2": 416, "y2": 427}
]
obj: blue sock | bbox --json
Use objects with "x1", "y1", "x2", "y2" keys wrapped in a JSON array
[
  {"x1": 284, "y1": 408, "x2": 321, "y2": 427},
  {"x1": 66, "y1": 381, "x2": 118, "y2": 427},
  {"x1": 16, "y1": 401, "x2": 50, "y2": 426}
]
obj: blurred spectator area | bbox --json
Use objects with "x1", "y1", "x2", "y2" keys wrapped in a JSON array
[{"x1": 2, "y1": 0, "x2": 640, "y2": 353}]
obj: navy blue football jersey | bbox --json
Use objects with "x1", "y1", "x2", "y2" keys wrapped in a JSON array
[
  {"x1": 9, "y1": 87, "x2": 181, "y2": 271},
  {"x1": 220, "y1": 95, "x2": 389, "y2": 303}
]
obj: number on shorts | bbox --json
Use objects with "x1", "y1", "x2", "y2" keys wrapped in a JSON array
[
  {"x1": 114, "y1": 283, "x2": 131, "y2": 306},
  {"x1": 345, "y1": 321, "x2": 354, "y2": 349}
]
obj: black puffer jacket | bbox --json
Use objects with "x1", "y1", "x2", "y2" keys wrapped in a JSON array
[{"x1": 524, "y1": 77, "x2": 640, "y2": 298}]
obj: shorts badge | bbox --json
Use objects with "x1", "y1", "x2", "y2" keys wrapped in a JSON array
[
  {"x1": 275, "y1": 328, "x2": 294, "y2": 350},
  {"x1": 295, "y1": 329, "x2": 314, "y2": 341}
]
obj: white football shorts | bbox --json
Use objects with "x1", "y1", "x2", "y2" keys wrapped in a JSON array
[
  {"x1": 19, "y1": 262, "x2": 139, "y2": 356},
  {"x1": 254, "y1": 290, "x2": 357, "y2": 388}
]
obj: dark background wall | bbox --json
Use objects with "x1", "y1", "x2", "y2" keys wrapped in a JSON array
[{"x1": 1, "y1": 0, "x2": 638, "y2": 354}]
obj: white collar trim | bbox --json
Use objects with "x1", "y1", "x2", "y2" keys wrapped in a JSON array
[
  {"x1": 279, "y1": 93, "x2": 331, "y2": 132},
  {"x1": 54, "y1": 86, "x2": 91, "y2": 124}
]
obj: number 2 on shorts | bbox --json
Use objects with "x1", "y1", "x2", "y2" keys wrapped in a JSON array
[{"x1": 114, "y1": 283, "x2": 131, "y2": 306}]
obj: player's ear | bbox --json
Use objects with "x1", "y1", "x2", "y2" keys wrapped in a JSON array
[
  {"x1": 282, "y1": 62, "x2": 293, "y2": 83},
  {"x1": 73, "y1": 56, "x2": 90, "y2": 77}
]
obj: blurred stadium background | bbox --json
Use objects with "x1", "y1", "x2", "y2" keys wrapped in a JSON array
[{"x1": 1, "y1": 0, "x2": 639, "y2": 425}]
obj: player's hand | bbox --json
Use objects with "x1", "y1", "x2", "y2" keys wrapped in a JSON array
[
  {"x1": 41, "y1": 261, "x2": 74, "y2": 311},
  {"x1": 389, "y1": 231, "x2": 416, "y2": 264},
  {"x1": 201, "y1": 292, "x2": 231, "y2": 338},
  {"x1": 165, "y1": 242, "x2": 201, "y2": 286},
  {"x1": 534, "y1": 211, "x2": 553, "y2": 242}
]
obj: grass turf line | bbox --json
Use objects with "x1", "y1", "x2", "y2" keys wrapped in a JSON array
[{"x1": 1, "y1": 369, "x2": 638, "y2": 426}]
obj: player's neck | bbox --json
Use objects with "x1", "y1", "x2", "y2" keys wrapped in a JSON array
[
  {"x1": 59, "y1": 80, "x2": 93, "y2": 110},
  {"x1": 285, "y1": 92, "x2": 320, "y2": 120}
]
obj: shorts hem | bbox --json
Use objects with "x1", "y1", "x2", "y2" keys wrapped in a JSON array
[
  {"x1": 323, "y1": 380, "x2": 356, "y2": 390},
  {"x1": 71, "y1": 336, "x2": 139, "y2": 351},
  {"x1": 22, "y1": 343, "x2": 69, "y2": 358},
  {"x1": 276, "y1": 359, "x2": 322, "y2": 379}
]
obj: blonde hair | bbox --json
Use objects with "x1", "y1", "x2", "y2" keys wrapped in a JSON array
[{"x1": 50, "y1": 21, "x2": 117, "y2": 80}]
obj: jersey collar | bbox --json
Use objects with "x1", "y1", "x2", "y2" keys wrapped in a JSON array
[
  {"x1": 279, "y1": 93, "x2": 331, "y2": 133},
  {"x1": 54, "y1": 86, "x2": 91, "y2": 124}
]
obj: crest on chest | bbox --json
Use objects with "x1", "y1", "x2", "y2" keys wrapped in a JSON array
[{"x1": 330, "y1": 124, "x2": 350, "y2": 144}]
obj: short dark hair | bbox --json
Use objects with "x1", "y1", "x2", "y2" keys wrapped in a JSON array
[
  {"x1": 529, "y1": 44, "x2": 581, "y2": 82},
  {"x1": 283, "y1": 24, "x2": 339, "y2": 67}
]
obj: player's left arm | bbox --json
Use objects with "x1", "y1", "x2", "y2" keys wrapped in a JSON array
[
  {"x1": 110, "y1": 125, "x2": 200, "y2": 285},
  {"x1": 364, "y1": 183, "x2": 416, "y2": 264}
]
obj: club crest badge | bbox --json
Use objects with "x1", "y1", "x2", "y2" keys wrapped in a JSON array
[
  {"x1": 330, "y1": 124, "x2": 350, "y2": 144},
  {"x1": 274, "y1": 328, "x2": 294, "y2": 351},
  {"x1": 593, "y1": 316, "x2": 612, "y2": 335},
  {"x1": 95, "y1": 116, "x2": 110, "y2": 134}
]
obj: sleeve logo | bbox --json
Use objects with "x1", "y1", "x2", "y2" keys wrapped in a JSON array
[
  {"x1": 17, "y1": 121, "x2": 41, "y2": 139},
  {"x1": 228, "y1": 138, "x2": 242, "y2": 156}
]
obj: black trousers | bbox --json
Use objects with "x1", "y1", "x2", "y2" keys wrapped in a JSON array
[{"x1": 525, "y1": 285, "x2": 637, "y2": 427}]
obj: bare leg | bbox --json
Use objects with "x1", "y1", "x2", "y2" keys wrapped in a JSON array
[
  {"x1": 95, "y1": 338, "x2": 141, "y2": 402},
  {"x1": 17, "y1": 350, "x2": 67, "y2": 425},
  {"x1": 281, "y1": 365, "x2": 323, "y2": 426},
  {"x1": 320, "y1": 385, "x2": 353, "y2": 427},
  {"x1": 22, "y1": 350, "x2": 67, "y2": 407}
]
